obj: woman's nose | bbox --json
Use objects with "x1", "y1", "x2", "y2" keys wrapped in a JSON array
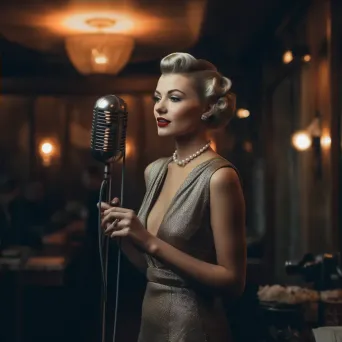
[{"x1": 155, "y1": 102, "x2": 167, "y2": 115}]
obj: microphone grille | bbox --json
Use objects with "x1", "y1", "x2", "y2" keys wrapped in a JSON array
[{"x1": 91, "y1": 95, "x2": 128, "y2": 163}]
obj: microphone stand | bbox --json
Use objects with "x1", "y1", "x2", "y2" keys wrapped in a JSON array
[
  {"x1": 99, "y1": 156, "x2": 125, "y2": 342},
  {"x1": 100, "y1": 164, "x2": 112, "y2": 342}
]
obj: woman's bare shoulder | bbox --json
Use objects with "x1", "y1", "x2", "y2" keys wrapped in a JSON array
[{"x1": 144, "y1": 157, "x2": 170, "y2": 184}]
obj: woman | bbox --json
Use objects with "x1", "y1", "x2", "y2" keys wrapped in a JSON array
[{"x1": 100, "y1": 52, "x2": 246, "y2": 341}]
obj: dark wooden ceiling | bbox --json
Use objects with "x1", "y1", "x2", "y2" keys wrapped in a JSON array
[{"x1": 0, "y1": 0, "x2": 295, "y2": 78}]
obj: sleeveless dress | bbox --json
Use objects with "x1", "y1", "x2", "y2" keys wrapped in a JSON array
[{"x1": 137, "y1": 156, "x2": 238, "y2": 342}]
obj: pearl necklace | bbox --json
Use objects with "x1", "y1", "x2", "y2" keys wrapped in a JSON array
[{"x1": 173, "y1": 141, "x2": 211, "y2": 167}]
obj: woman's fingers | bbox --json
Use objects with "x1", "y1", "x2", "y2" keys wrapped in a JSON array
[
  {"x1": 99, "y1": 202, "x2": 129, "y2": 214},
  {"x1": 98, "y1": 198, "x2": 132, "y2": 239},
  {"x1": 104, "y1": 207, "x2": 131, "y2": 216},
  {"x1": 99, "y1": 202, "x2": 111, "y2": 210},
  {"x1": 104, "y1": 219, "x2": 129, "y2": 235},
  {"x1": 111, "y1": 227, "x2": 130, "y2": 238},
  {"x1": 104, "y1": 219, "x2": 119, "y2": 233},
  {"x1": 98, "y1": 198, "x2": 121, "y2": 210},
  {"x1": 102, "y1": 210, "x2": 127, "y2": 226},
  {"x1": 110, "y1": 197, "x2": 120, "y2": 206}
]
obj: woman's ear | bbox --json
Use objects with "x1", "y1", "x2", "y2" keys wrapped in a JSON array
[{"x1": 201, "y1": 103, "x2": 215, "y2": 121}]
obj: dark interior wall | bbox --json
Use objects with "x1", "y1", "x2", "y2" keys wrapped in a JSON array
[{"x1": 262, "y1": 0, "x2": 341, "y2": 282}]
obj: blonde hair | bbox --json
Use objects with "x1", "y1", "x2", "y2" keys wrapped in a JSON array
[{"x1": 160, "y1": 52, "x2": 236, "y2": 129}]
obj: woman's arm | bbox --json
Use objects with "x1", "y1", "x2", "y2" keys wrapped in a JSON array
[{"x1": 140, "y1": 167, "x2": 246, "y2": 297}]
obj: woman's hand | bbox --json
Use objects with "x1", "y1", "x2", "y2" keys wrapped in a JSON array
[{"x1": 99, "y1": 198, "x2": 153, "y2": 252}]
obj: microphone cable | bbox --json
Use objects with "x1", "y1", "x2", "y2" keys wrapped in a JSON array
[
  {"x1": 112, "y1": 152, "x2": 125, "y2": 342},
  {"x1": 98, "y1": 176, "x2": 109, "y2": 342},
  {"x1": 97, "y1": 153, "x2": 125, "y2": 342},
  {"x1": 98, "y1": 178, "x2": 108, "y2": 299}
]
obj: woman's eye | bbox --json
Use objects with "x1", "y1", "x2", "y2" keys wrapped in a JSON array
[
  {"x1": 152, "y1": 95, "x2": 160, "y2": 103},
  {"x1": 170, "y1": 96, "x2": 181, "y2": 102}
]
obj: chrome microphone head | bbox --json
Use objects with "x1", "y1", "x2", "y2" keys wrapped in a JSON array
[{"x1": 91, "y1": 95, "x2": 128, "y2": 163}]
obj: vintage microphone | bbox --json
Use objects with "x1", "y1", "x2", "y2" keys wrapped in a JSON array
[{"x1": 90, "y1": 94, "x2": 128, "y2": 342}]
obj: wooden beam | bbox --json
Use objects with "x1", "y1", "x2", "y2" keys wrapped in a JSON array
[
  {"x1": 329, "y1": 0, "x2": 342, "y2": 253},
  {"x1": 1, "y1": 75, "x2": 159, "y2": 95}
]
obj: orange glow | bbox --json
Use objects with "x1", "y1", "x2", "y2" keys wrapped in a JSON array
[
  {"x1": 0, "y1": 2, "x2": 206, "y2": 58},
  {"x1": 125, "y1": 139, "x2": 134, "y2": 158},
  {"x1": 92, "y1": 50, "x2": 108, "y2": 65},
  {"x1": 62, "y1": 12, "x2": 134, "y2": 33},
  {"x1": 211, "y1": 140, "x2": 217, "y2": 152},
  {"x1": 321, "y1": 135, "x2": 331, "y2": 148},
  {"x1": 303, "y1": 54, "x2": 311, "y2": 62},
  {"x1": 40, "y1": 7, "x2": 181, "y2": 42},
  {"x1": 39, "y1": 139, "x2": 58, "y2": 167},
  {"x1": 291, "y1": 131, "x2": 311, "y2": 151},
  {"x1": 283, "y1": 50, "x2": 293, "y2": 64},
  {"x1": 236, "y1": 108, "x2": 250, "y2": 119},
  {"x1": 243, "y1": 141, "x2": 253, "y2": 153},
  {"x1": 40, "y1": 141, "x2": 54, "y2": 156}
]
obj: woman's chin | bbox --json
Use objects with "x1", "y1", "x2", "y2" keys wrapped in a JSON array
[{"x1": 157, "y1": 128, "x2": 172, "y2": 137}]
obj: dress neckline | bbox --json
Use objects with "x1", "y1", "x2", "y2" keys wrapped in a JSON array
[{"x1": 145, "y1": 156, "x2": 223, "y2": 238}]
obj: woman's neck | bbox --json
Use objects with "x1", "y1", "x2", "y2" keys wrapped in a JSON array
[{"x1": 174, "y1": 133, "x2": 210, "y2": 161}]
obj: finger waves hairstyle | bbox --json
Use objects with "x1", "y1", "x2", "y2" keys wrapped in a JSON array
[{"x1": 160, "y1": 52, "x2": 236, "y2": 129}]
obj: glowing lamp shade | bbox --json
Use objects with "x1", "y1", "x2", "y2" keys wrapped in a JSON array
[
  {"x1": 65, "y1": 34, "x2": 135, "y2": 75},
  {"x1": 291, "y1": 131, "x2": 312, "y2": 151}
]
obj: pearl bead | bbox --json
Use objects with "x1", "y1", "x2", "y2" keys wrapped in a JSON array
[{"x1": 173, "y1": 141, "x2": 211, "y2": 167}]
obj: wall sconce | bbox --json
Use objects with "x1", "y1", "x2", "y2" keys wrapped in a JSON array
[
  {"x1": 302, "y1": 54, "x2": 311, "y2": 63},
  {"x1": 39, "y1": 139, "x2": 58, "y2": 167},
  {"x1": 282, "y1": 46, "x2": 311, "y2": 65},
  {"x1": 291, "y1": 113, "x2": 330, "y2": 178},
  {"x1": 291, "y1": 130, "x2": 312, "y2": 151},
  {"x1": 236, "y1": 108, "x2": 250, "y2": 119},
  {"x1": 291, "y1": 117, "x2": 325, "y2": 151},
  {"x1": 283, "y1": 50, "x2": 294, "y2": 64}
]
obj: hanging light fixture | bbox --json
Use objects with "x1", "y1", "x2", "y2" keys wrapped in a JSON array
[{"x1": 65, "y1": 17, "x2": 135, "y2": 75}]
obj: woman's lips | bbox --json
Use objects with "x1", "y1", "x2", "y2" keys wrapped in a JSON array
[{"x1": 157, "y1": 118, "x2": 171, "y2": 127}]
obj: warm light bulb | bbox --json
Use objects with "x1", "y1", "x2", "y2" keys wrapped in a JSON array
[
  {"x1": 91, "y1": 49, "x2": 108, "y2": 65},
  {"x1": 41, "y1": 142, "x2": 53, "y2": 155},
  {"x1": 303, "y1": 54, "x2": 311, "y2": 62},
  {"x1": 291, "y1": 131, "x2": 312, "y2": 151},
  {"x1": 94, "y1": 55, "x2": 108, "y2": 65},
  {"x1": 321, "y1": 135, "x2": 331, "y2": 148},
  {"x1": 283, "y1": 50, "x2": 293, "y2": 64},
  {"x1": 236, "y1": 108, "x2": 250, "y2": 119}
]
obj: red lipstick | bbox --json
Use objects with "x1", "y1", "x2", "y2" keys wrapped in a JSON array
[{"x1": 157, "y1": 117, "x2": 171, "y2": 127}]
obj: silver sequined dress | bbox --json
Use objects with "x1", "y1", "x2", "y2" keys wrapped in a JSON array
[{"x1": 137, "y1": 157, "x2": 236, "y2": 342}]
